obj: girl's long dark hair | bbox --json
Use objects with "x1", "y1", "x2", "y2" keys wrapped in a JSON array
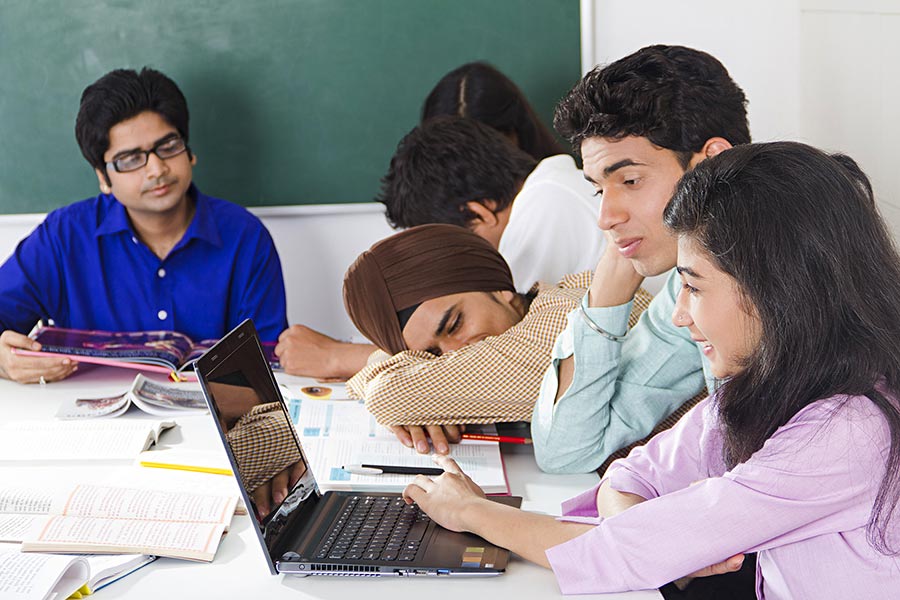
[
  {"x1": 664, "y1": 141, "x2": 900, "y2": 554},
  {"x1": 421, "y1": 61, "x2": 566, "y2": 160}
]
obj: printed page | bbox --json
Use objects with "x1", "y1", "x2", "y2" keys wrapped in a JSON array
[
  {"x1": 0, "y1": 488, "x2": 54, "y2": 514},
  {"x1": 0, "y1": 488, "x2": 56, "y2": 540},
  {"x1": 23, "y1": 516, "x2": 226, "y2": 561},
  {"x1": 287, "y1": 395, "x2": 496, "y2": 440},
  {"x1": 301, "y1": 437, "x2": 507, "y2": 493},
  {"x1": 0, "y1": 515, "x2": 42, "y2": 543},
  {"x1": 55, "y1": 392, "x2": 130, "y2": 420},
  {"x1": 0, "y1": 421, "x2": 175, "y2": 461},
  {"x1": 48, "y1": 485, "x2": 237, "y2": 525},
  {"x1": 287, "y1": 397, "x2": 381, "y2": 439},
  {"x1": 286, "y1": 397, "x2": 507, "y2": 492},
  {"x1": 129, "y1": 375, "x2": 206, "y2": 415},
  {"x1": 106, "y1": 465, "x2": 244, "y2": 514},
  {"x1": 0, "y1": 551, "x2": 88, "y2": 600}
]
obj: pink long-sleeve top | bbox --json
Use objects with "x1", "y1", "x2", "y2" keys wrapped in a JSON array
[{"x1": 545, "y1": 392, "x2": 900, "y2": 598}]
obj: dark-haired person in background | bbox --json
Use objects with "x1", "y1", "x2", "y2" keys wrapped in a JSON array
[
  {"x1": 422, "y1": 61, "x2": 566, "y2": 161},
  {"x1": 378, "y1": 116, "x2": 604, "y2": 292},
  {"x1": 532, "y1": 46, "x2": 752, "y2": 480},
  {"x1": 0, "y1": 68, "x2": 287, "y2": 384}
]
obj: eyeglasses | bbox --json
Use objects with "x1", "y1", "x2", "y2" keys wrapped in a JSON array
[{"x1": 105, "y1": 135, "x2": 190, "y2": 173}]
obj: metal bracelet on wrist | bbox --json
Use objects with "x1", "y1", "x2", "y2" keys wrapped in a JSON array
[{"x1": 579, "y1": 303, "x2": 627, "y2": 342}]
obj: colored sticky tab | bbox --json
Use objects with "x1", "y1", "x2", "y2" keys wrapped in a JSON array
[
  {"x1": 67, "y1": 584, "x2": 91, "y2": 599},
  {"x1": 300, "y1": 386, "x2": 332, "y2": 400}
]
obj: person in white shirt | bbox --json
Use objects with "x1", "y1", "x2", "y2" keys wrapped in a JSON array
[
  {"x1": 499, "y1": 153, "x2": 605, "y2": 291},
  {"x1": 377, "y1": 116, "x2": 604, "y2": 292}
]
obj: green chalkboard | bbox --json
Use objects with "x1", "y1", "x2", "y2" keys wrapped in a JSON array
[{"x1": 0, "y1": 0, "x2": 580, "y2": 214}]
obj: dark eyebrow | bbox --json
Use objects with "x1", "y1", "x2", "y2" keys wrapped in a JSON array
[
  {"x1": 676, "y1": 266, "x2": 703, "y2": 278},
  {"x1": 583, "y1": 158, "x2": 647, "y2": 185},
  {"x1": 110, "y1": 132, "x2": 180, "y2": 161},
  {"x1": 434, "y1": 303, "x2": 459, "y2": 337},
  {"x1": 603, "y1": 158, "x2": 645, "y2": 177}
]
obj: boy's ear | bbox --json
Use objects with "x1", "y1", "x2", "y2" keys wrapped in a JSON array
[
  {"x1": 688, "y1": 137, "x2": 733, "y2": 169},
  {"x1": 464, "y1": 200, "x2": 500, "y2": 226},
  {"x1": 95, "y1": 168, "x2": 112, "y2": 194},
  {"x1": 701, "y1": 137, "x2": 733, "y2": 159}
]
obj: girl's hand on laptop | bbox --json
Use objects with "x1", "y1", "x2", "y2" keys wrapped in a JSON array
[
  {"x1": 389, "y1": 424, "x2": 465, "y2": 454},
  {"x1": 402, "y1": 454, "x2": 486, "y2": 533}
]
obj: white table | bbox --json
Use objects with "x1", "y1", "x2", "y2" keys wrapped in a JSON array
[{"x1": 0, "y1": 366, "x2": 661, "y2": 600}]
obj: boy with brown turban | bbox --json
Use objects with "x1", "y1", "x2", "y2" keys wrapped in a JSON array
[{"x1": 341, "y1": 224, "x2": 650, "y2": 454}]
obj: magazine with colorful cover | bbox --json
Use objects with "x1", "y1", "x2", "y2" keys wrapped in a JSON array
[
  {"x1": 15, "y1": 324, "x2": 280, "y2": 379},
  {"x1": 55, "y1": 374, "x2": 207, "y2": 419}
]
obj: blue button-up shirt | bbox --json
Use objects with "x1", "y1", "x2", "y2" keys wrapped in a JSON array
[{"x1": 0, "y1": 186, "x2": 288, "y2": 342}]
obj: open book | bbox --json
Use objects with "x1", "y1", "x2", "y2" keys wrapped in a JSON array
[
  {"x1": 15, "y1": 325, "x2": 280, "y2": 380},
  {"x1": 0, "y1": 420, "x2": 175, "y2": 461},
  {"x1": 56, "y1": 374, "x2": 206, "y2": 419},
  {"x1": 285, "y1": 393, "x2": 509, "y2": 494},
  {"x1": 2, "y1": 484, "x2": 237, "y2": 562},
  {"x1": 0, "y1": 550, "x2": 155, "y2": 600}
]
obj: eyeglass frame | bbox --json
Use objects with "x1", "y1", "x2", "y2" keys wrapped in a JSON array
[{"x1": 104, "y1": 134, "x2": 192, "y2": 174}]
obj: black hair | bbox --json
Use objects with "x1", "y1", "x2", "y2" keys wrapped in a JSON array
[
  {"x1": 554, "y1": 45, "x2": 750, "y2": 167},
  {"x1": 75, "y1": 67, "x2": 190, "y2": 185},
  {"x1": 664, "y1": 141, "x2": 900, "y2": 555},
  {"x1": 422, "y1": 61, "x2": 565, "y2": 160},
  {"x1": 377, "y1": 116, "x2": 537, "y2": 229}
]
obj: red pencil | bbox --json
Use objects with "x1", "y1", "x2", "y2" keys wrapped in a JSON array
[{"x1": 461, "y1": 433, "x2": 533, "y2": 445}]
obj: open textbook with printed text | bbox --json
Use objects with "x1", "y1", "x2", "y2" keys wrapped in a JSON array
[
  {"x1": 1, "y1": 483, "x2": 237, "y2": 561},
  {"x1": 286, "y1": 394, "x2": 509, "y2": 494}
]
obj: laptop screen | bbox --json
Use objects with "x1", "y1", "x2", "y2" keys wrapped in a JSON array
[{"x1": 195, "y1": 319, "x2": 321, "y2": 573}]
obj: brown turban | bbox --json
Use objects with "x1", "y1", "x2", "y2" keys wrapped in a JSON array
[{"x1": 343, "y1": 224, "x2": 515, "y2": 354}]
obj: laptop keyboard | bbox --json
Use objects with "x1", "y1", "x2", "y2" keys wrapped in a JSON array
[{"x1": 315, "y1": 496, "x2": 431, "y2": 562}]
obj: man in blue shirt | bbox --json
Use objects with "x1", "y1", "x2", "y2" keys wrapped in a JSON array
[{"x1": 0, "y1": 68, "x2": 287, "y2": 384}]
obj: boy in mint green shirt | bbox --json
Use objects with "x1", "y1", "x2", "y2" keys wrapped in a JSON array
[{"x1": 532, "y1": 45, "x2": 750, "y2": 474}]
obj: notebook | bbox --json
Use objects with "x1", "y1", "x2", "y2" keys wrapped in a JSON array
[{"x1": 195, "y1": 319, "x2": 518, "y2": 577}]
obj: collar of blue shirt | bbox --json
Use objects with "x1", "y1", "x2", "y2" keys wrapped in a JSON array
[{"x1": 93, "y1": 184, "x2": 223, "y2": 250}]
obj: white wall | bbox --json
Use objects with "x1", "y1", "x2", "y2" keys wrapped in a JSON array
[
  {"x1": 582, "y1": 0, "x2": 802, "y2": 143},
  {"x1": 581, "y1": 0, "x2": 900, "y2": 240},
  {"x1": 0, "y1": 205, "x2": 394, "y2": 341},
  {"x1": 798, "y1": 0, "x2": 900, "y2": 234}
]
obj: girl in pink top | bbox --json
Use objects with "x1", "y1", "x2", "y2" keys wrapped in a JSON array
[{"x1": 402, "y1": 142, "x2": 900, "y2": 599}]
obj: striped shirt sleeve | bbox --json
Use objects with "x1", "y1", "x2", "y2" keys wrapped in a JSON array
[{"x1": 347, "y1": 272, "x2": 652, "y2": 426}]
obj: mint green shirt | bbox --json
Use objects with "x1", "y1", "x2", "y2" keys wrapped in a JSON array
[{"x1": 531, "y1": 269, "x2": 714, "y2": 473}]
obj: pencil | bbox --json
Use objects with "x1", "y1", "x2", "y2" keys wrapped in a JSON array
[
  {"x1": 343, "y1": 464, "x2": 444, "y2": 476},
  {"x1": 139, "y1": 461, "x2": 233, "y2": 476},
  {"x1": 461, "y1": 433, "x2": 533, "y2": 445}
]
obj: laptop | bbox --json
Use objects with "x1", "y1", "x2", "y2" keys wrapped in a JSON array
[{"x1": 195, "y1": 319, "x2": 518, "y2": 577}]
